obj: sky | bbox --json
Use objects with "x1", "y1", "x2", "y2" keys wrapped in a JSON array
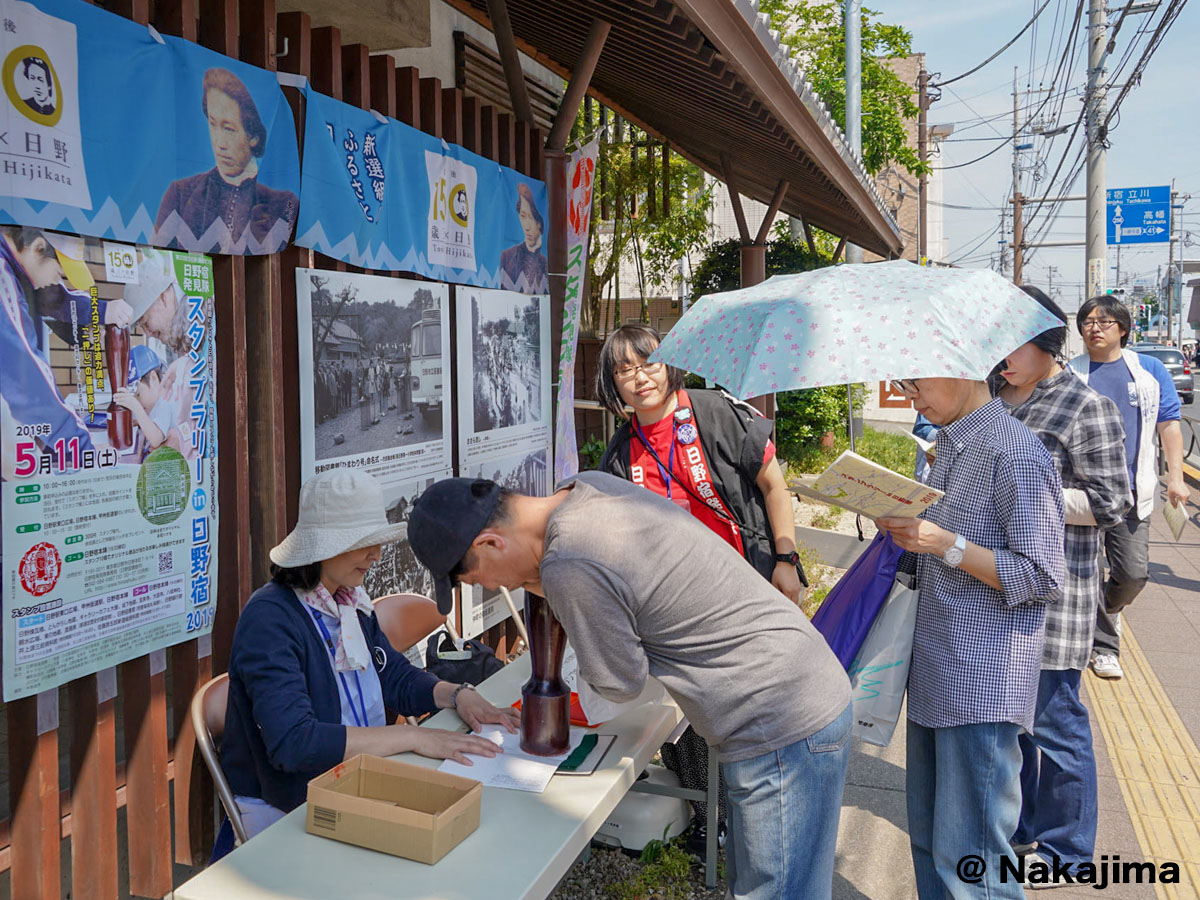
[{"x1": 880, "y1": 0, "x2": 1196, "y2": 319}]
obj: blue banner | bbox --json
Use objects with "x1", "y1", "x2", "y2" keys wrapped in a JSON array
[
  {"x1": 0, "y1": 0, "x2": 300, "y2": 254},
  {"x1": 296, "y1": 86, "x2": 549, "y2": 293}
]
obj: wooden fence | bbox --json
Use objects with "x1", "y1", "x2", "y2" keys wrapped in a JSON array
[{"x1": 3, "y1": 1, "x2": 533, "y2": 895}]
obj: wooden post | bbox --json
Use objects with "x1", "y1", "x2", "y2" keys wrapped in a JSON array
[
  {"x1": 69, "y1": 673, "x2": 118, "y2": 900},
  {"x1": 7, "y1": 694, "x2": 61, "y2": 900}
]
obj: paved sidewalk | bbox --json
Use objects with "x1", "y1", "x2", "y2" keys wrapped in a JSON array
[{"x1": 833, "y1": 480, "x2": 1200, "y2": 899}]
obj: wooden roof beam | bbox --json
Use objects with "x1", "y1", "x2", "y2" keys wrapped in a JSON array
[
  {"x1": 485, "y1": 0, "x2": 536, "y2": 125},
  {"x1": 546, "y1": 18, "x2": 611, "y2": 152}
]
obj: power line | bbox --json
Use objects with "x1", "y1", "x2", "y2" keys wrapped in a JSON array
[
  {"x1": 939, "y1": 138, "x2": 1013, "y2": 170},
  {"x1": 933, "y1": 0, "x2": 1057, "y2": 87}
]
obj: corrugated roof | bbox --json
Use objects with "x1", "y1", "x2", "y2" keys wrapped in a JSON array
[{"x1": 444, "y1": 0, "x2": 902, "y2": 256}]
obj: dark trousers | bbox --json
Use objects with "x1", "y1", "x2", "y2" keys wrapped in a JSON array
[{"x1": 1093, "y1": 508, "x2": 1150, "y2": 657}]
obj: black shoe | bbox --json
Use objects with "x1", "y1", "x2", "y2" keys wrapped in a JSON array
[{"x1": 685, "y1": 819, "x2": 727, "y2": 858}]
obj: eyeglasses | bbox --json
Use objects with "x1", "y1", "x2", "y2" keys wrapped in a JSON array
[
  {"x1": 614, "y1": 362, "x2": 665, "y2": 381},
  {"x1": 1081, "y1": 318, "x2": 1119, "y2": 331},
  {"x1": 889, "y1": 379, "x2": 921, "y2": 395}
]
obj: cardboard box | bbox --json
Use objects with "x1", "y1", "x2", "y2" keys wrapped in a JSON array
[{"x1": 306, "y1": 754, "x2": 481, "y2": 864}]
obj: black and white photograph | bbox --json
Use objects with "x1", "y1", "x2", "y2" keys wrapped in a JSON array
[
  {"x1": 456, "y1": 287, "x2": 551, "y2": 466},
  {"x1": 459, "y1": 446, "x2": 549, "y2": 637},
  {"x1": 361, "y1": 473, "x2": 449, "y2": 604},
  {"x1": 297, "y1": 269, "x2": 451, "y2": 486}
]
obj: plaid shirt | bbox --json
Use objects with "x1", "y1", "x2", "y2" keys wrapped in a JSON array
[
  {"x1": 907, "y1": 399, "x2": 1065, "y2": 733},
  {"x1": 1004, "y1": 370, "x2": 1132, "y2": 670}
]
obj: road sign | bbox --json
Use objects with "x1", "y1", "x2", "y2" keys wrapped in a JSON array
[{"x1": 1107, "y1": 185, "x2": 1170, "y2": 245}]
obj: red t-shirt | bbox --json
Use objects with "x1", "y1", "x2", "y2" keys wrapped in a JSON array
[{"x1": 628, "y1": 390, "x2": 775, "y2": 556}]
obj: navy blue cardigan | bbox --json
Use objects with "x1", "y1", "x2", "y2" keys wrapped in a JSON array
[{"x1": 222, "y1": 580, "x2": 441, "y2": 813}]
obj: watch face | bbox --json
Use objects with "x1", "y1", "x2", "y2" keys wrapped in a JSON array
[{"x1": 944, "y1": 547, "x2": 964, "y2": 566}]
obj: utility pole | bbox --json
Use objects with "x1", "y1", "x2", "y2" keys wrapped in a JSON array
[
  {"x1": 1013, "y1": 192, "x2": 1025, "y2": 285},
  {"x1": 918, "y1": 63, "x2": 929, "y2": 263},
  {"x1": 1084, "y1": 0, "x2": 1108, "y2": 298},
  {"x1": 1010, "y1": 68, "x2": 1022, "y2": 284},
  {"x1": 1168, "y1": 183, "x2": 1176, "y2": 343},
  {"x1": 1047, "y1": 264, "x2": 1058, "y2": 299},
  {"x1": 845, "y1": 0, "x2": 863, "y2": 265}
]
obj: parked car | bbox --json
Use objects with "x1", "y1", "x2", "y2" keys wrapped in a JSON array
[{"x1": 1130, "y1": 344, "x2": 1194, "y2": 405}]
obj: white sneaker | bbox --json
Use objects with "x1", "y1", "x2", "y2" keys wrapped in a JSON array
[
  {"x1": 1011, "y1": 840, "x2": 1038, "y2": 856},
  {"x1": 1090, "y1": 652, "x2": 1124, "y2": 679}
]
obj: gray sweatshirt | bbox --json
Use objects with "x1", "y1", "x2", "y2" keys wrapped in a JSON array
[{"x1": 540, "y1": 472, "x2": 850, "y2": 762}]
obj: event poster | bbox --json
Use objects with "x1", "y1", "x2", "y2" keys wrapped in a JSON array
[
  {"x1": 455, "y1": 287, "x2": 551, "y2": 467},
  {"x1": 458, "y1": 446, "x2": 550, "y2": 638},
  {"x1": 296, "y1": 268, "x2": 451, "y2": 488},
  {"x1": 296, "y1": 86, "x2": 548, "y2": 292},
  {"x1": 1, "y1": 231, "x2": 218, "y2": 700},
  {"x1": 0, "y1": 0, "x2": 299, "y2": 254}
]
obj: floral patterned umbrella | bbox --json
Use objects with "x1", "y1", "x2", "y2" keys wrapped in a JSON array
[{"x1": 650, "y1": 261, "x2": 1066, "y2": 398}]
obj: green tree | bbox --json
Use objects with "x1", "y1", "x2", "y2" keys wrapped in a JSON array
[
  {"x1": 569, "y1": 113, "x2": 714, "y2": 335},
  {"x1": 758, "y1": 0, "x2": 928, "y2": 177}
]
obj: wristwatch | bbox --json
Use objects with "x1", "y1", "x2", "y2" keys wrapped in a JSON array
[
  {"x1": 943, "y1": 534, "x2": 967, "y2": 568},
  {"x1": 775, "y1": 550, "x2": 800, "y2": 566},
  {"x1": 450, "y1": 682, "x2": 476, "y2": 709}
]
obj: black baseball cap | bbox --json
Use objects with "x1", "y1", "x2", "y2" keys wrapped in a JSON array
[{"x1": 408, "y1": 478, "x2": 502, "y2": 615}]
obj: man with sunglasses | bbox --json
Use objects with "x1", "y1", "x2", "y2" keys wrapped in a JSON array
[{"x1": 1069, "y1": 295, "x2": 1188, "y2": 680}]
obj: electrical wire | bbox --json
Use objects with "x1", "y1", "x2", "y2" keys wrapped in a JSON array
[
  {"x1": 933, "y1": 0, "x2": 1057, "y2": 87},
  {"x1": 939, "y1": 138, "x2": 1013, "y2": 170}
]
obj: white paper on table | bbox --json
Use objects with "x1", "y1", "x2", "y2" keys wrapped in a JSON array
[
  {"x1": 439, "y1": 725, "x2": 585, "y2": 792},
  {"x1": 1162, "y1": 499, "x2": 1186, "y2": 542}
]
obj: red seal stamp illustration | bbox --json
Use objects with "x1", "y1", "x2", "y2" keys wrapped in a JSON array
[{"x1": 19, "y1": 542, "x2": 61, "y2": 596}]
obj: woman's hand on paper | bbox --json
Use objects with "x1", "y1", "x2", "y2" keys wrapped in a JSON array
[
  {"x1": 410, "y1": 727, "x2": 503, "y2": 766},
  {"x1": 455, "y1": 689, "x2": 521, "y2": 734},
  {"x1": 876, "y1": 517, "x2": 954, "y2": 555}
]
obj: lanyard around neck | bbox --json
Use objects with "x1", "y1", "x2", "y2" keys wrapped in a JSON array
[
  {"x1": 309, "y1": 607, "x2": 370, "y2": 729},
  {"x1": 632, "y1": 415, "x2": 678, "y2": 498}
]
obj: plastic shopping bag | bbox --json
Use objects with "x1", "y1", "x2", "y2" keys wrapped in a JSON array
[
  {"x1": 812, "y1": 532, "x2": 904, "y2": 669},
  {"x1": 848, "y1": 574, "x2": 918, "y2": 747}
]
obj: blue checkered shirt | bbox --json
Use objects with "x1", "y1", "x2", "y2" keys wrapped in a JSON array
[{"x1": 906, "y1": 398, "x2": 1065, "y2": 733}]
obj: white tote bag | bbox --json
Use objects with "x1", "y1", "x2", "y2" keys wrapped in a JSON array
[{"x1": 848, "y1": 574, "x2": 918, "y2": 747}]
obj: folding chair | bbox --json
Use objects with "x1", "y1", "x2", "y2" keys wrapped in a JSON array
[
  {"x1": 373, "y1": 592, "x2": 457, "y2": 724},
  {"x1": 190, "y1": 673, "x2": 248, "y2": 846}
]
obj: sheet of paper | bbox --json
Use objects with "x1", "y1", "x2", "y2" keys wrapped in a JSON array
[
  {"x1": 905, "y1": 431, "x2": 935, "y2": 455},
  {"x1": 439, "y1": 725, "x2": 585, "y2": 792},
  {"x1": 811, "y1": 450, "x2": 945, "y2": 519},
  {"x1": 1163, "y1": 499, "x2": 1186, "y2": 542}
]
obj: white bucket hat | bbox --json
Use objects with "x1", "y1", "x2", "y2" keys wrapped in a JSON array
[
  {"x1": 123, "y1": 249, "x2": 178, "y2": 323},
  {"x1": 269, "y1": 469, "x2": 406, "y2": 568}
]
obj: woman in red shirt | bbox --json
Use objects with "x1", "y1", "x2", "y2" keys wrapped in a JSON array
[{"x1": 595, "y1": 323, "x2": 805, "y2": 854}]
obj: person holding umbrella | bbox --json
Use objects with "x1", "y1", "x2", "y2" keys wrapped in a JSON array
[
  {"x1": 878, "y1": 375, "x2": 1065, "y2": 900},
  {"x1": 594, "y1": 323, "x2": 805, "y2": 853},
  {"x1": 991, "y1": 286, "x2": 1131, "y2": 885}
]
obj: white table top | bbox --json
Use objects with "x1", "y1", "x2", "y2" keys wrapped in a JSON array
[{"x1": 175, "y1": 655, "x2": 683, "y2": 900}]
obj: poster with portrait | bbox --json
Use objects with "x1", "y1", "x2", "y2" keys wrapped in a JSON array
[
  {"x1": 296, "y1": 87, "x2": 548, "y2": 291},
  {"x1": 0, "y1": 0, "x2": 299, "y2": 255},
  {"x1": 455, "y1": 287, "x2": 551, "y2": 468},
  {"x1": 1, "y1": 230, "x2": 218, "y2": 700},
  {"x1": 296, "y1": 268, "x2": 451, "y2": 488},
  {"x1": 457, "y1": 445, "x2": 550, "y2": 638}
]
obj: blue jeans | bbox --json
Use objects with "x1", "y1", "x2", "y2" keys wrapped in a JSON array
[
  {"x1": 720, "y1": 703, "x2": 851, "y2": 900},
  {"x1": 907, "y1": 720, "x2": 1024, "y2": 900},
  {"x1": 1014, "y1": 669, "x2": 1097, "y2": 866}
]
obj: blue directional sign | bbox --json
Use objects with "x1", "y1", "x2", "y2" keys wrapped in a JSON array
[{"x1": 1107, "y1": 185, "x2": 1170, "y2": 245}]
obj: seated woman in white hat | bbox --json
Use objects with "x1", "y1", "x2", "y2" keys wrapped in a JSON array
[{"x1": 222, "y1": 468, "x2": 519, "y2": 841}]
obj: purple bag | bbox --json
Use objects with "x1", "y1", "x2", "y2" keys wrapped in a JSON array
[{"x1": 812, "y1": 532, "x2": 903, "y2": 670}]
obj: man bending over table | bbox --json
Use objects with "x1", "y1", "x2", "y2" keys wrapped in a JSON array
[{"x1": 409, "y1": 471, "x2": 851, "y2": 900}]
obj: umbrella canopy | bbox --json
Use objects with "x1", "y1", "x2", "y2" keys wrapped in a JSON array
[{"x1": 652, "y1": 261, "x2": 1066, "y2": 398}]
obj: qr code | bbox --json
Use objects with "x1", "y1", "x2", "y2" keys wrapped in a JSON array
[{"x1": 158, "y1": 551, "x2": 173, "y2": 575}]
